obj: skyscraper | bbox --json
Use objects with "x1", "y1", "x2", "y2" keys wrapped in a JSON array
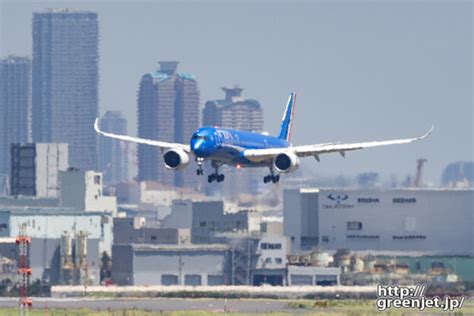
[
  {"x1": 98, "y1": 111, "x2": 129, "y2": 185},
  {"x1": 137, "y1": 61, "x2": 200, "y2": 188},
  {"x1": 0, "y1": 56, "x2": 31, "y2": 194},
  {"x1": 203, "y1": 86, "x2": 264, "y2": 197},
  {"x1": 32, "y1": 9, "x2": 99, "y2": 171}
]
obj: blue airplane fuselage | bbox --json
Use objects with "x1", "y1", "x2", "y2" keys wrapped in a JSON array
[{"x1": 190, "y1": 127, "x2": 289, "y2": 166}]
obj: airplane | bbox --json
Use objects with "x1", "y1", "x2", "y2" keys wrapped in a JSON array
[{"x1": 94, "y1": 92, "x2": 433, "y2": 184}]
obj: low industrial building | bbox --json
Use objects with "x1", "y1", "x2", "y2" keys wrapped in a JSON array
[
  {"x1": 0, "y1": 235, "x2": 101, "y2": 285},
  {"x1": 112, "y1": 244, "x2": 231, "y2": 286},
  {"x1": 0, "y1": 208, "x2": 113, "y2": 255},
  {"x1": 284, "y1": 188, "x2": 473, "y2": 255}
]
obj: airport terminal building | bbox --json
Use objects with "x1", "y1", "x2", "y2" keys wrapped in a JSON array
[{"x1": 284, "y1": 188, "x2": 473, "y2": 255}]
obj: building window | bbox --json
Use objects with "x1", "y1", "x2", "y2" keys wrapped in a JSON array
[
  {"x1": 357, "y1": 198, "x2": 379, "y2": 203},
  {"x1": 151, "y1": 236, "x2": 157, "y2": 241},
  {"x1": 0, "y1": 223, "x2": 8, "y2": 231},
  {"x1": 262, "y1": 243, "x2": 281, "y2": 250},
  {"x1": 392, "y1": 235, "x2": 426, "y2": 240},
  {"x1": 161, "y1": 274, "x2": 178, "y2": 286},
  {"x1": 346, "y1": 221, "x2": 363, "y2": 231},
  {"x1": 184, "y1": 274, "x2": 202, "y2": 286},
  {"x1": 321, "y1": 236, "x2": 329, "y2": 243},
  {"x1": 93, "y1": 175, "x2": 101, "y2": 184},
  {"x1": 200, "y1": 221, "x2": 206, "y2": 227},
  {"x1": 265, "y1": 257, "x2": 272, "y2": 264},
  {"x1": 208, "y1": 275, "x2": 224, "y2": 286},
  {"x1": 275, "y1": 258, "x2": 283, "y2": 264},
  {"x1": 347, "y1": 234, "x2": 380, "y2": 239},
  {"x1": 393, "y1": 198, "x2": 417, "y2": 204}
]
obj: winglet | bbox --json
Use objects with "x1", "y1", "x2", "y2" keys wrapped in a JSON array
[
  {"x1": 419, "y1": 125, "x2": 434, "y2": 140},
  {"x1": 94, "y1": 118, "x2": 103, "y2": 135},
  {"x1": 278, "y1": 92, "x2": 296, "y2": 141}
]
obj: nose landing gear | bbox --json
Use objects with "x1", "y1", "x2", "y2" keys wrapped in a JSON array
[{"x1": 196, "y1": 157, "x2": 204, "y2": 176}]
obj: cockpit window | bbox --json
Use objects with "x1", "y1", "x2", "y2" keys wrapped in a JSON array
[{"x1": 193, "y1": 135, "x2": 208, "y2": 141}]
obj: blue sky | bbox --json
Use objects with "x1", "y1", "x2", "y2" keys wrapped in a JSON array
[{"x1": 1, "y1": 0, "x2": 472, "y2": 184}]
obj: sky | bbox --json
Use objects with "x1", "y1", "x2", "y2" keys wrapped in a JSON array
[{"x1": 1, "y1": 0, "x2": 472, "y2": 185}]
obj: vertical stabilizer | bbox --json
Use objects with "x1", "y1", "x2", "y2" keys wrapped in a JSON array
[{"x1": 278, "y1": 92, "x2": 296, "y2": 141}]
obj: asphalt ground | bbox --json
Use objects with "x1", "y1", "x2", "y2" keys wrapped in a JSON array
[{"x1": 0, "y1": 297, "x2": 294, "y2": 313}]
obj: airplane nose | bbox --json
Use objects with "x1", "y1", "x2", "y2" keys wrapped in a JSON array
[{"x1": 191, "y1": 139, "x2": 206, "y2": 156}]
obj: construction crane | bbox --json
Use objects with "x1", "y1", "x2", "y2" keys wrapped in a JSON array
[{"x1": 413, "y1": 158, "x2": 427, "y2": 187}]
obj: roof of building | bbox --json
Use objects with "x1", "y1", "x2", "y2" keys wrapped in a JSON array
[
  {"x1": 299, "y1": 187, "x2": 474, "y2": 194},
  {"x1": 205, "y1": 98, "x2": 261, "y2": 110},
  {"x1": 129, "y1": 243, "x2": 230, "y2": 252},
  {"x1": 0, "y1": 207, "x2": 113, "y2": 216}
]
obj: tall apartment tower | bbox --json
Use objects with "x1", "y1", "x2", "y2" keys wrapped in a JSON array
[
  {"x1": 203, "y1": 86, "x2": 264, "y2": 197},
  {"x1": 137, "y1": 61, "x2": 200, "y2": 188},
  {"x1": 98, "y1": 111, "x2": 129, "y2": 185},
  {"x1": 32, "y1": 9, "x2": 99, "y2": 171},
  {"x1": 0, "y1": 56, "x2": 31, "y2": 194}
]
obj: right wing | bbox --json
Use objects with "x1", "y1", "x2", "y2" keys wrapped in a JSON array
[
  {"x1": 244, "y1": 126, "x2": 433, "y2": 162},
  {"x1": 94, "y1": 118, "x2": 190, "y2": 152}
]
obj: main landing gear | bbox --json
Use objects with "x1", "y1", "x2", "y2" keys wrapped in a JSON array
[
  {"x1": 264, "y1": 168, "x2": 280, "y2": 183},
  {"x1": 208, "y1": 161, "x2": 225, "y2": 183}
]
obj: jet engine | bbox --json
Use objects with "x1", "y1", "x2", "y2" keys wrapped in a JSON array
[
  {"x1": 163, "y1": 149, "x2": 190, "y2": 170},
  {"x1": 273, "y1": 152, "x2": 300, "y2": 173}
]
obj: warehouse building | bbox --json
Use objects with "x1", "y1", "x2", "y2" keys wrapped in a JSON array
[
  {"x1": 284, "y1": 188, "x2": 473, "y2": 255},
  {"x1": 112, "y1": 244, "x2": 231, "y2": 286}
]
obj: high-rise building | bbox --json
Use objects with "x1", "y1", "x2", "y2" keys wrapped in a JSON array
[
  {"x1": 0, "y1": 56, "x2": 31, "y2": 194},
  {"x1": 32, "y1": 9, "x2": 99, "y2": 171},
  {"x1": 203, "y1": 86, "x2": 264, "y2": 132},
  {"x1": 203, "y1": 86, "x2": 264, "y2": 197},
  {"x1": 98, "y1": 111, "x2": 129, "y2": 185},
  {"x1": 137, "y1": 61, "x2": 200, "y2": 188}
]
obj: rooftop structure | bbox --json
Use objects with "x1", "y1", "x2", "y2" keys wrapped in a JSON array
[{"x1": 10, "y1": 143, "x2": 68, "y2": 197}]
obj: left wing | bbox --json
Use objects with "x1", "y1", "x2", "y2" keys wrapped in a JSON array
[
  {"x1": 94, "y1": 118, "x2": 191, "y2": 152},
  {"x1": 244, "y1": 126, "x2": 434, "y2": 162}
]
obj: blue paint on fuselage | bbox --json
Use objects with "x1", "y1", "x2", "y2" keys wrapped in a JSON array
[{"x1": 190, "y1": 127, "x2": 289, "y2": 166}]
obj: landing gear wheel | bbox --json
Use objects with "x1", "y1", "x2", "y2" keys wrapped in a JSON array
[
  {"x1": 208, "y1": 174, "x2": 215, "y2": 183},
  {"x1": 217, "y1": 174, "x2": 225, "y2": 182},
  {"x1": 196, "y1": 169, "x2": 204, "y2": 176},
  {"x1": 264, "y1": 172, "x2": 280, "y2": 184}
]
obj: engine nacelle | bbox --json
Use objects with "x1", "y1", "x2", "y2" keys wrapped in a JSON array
[
  {"x1": 273, "y1": 152, "x2": 300, "y2": 173},
  {"x1": 163, "y1": 149, "x2": 190, "y2": 170}
]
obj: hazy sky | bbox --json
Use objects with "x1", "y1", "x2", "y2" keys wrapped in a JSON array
[{"x1": 1, "y1": 0, "x2": 472, "y2": 184}]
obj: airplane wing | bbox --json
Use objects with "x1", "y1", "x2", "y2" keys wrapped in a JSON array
[
  {"x1": 244, "y1": 126, "x2": 434, "y2": 162},
  {"x1": 94, "y1": 118, "x2": 191, "y2": 152}
]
